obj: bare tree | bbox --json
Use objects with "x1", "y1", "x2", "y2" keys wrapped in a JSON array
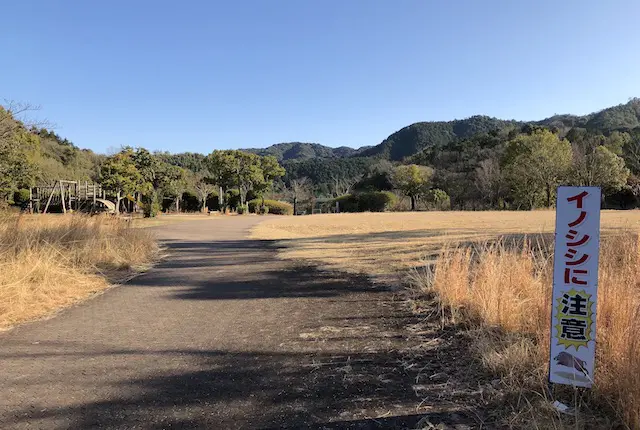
[
  {"x1": 266, "y1": 179, "x2": 287, "y2": 201},
  {"x1": 475, "y1": 158, "x2": 505, "y2": 208},
  {"x1": 331, "y1": 174, "x2": 361, "y2": 197},
  {"x1": 1, "y1": 101, "x2": 52, "y2": 139},
  {"x1": 624, "y1": 140, "x2": 640, "y2": 175},
  {"x1": 194, "y1": 175, "x2": 217, "y2": 212},
  {"x1": 288, "y1": 177, "x2": 313, "y2": 215}
]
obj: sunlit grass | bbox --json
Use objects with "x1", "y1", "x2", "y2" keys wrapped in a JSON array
[
  {"x1": 252, "y1": 210, "x2": 640, "y2": 427},
  {"x1": 252, "y1": 211, "x2": 640, "y2": 282},
  {"x1": 0, "y1": 214, "x2": 158, "y2": 329}
]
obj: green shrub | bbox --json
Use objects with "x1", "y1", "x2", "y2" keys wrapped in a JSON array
[
  {"x1": 333, "y1": 192, "x2": 396, "y2": 212},
  {"x1": 13, "y1": 189, "x2": 31, "y2": 206},
  {"x1": 248, "y1": 199, "x2": 293, "y2": 215},
  {"x1": 237, "y1": 205, "x2": 246, "y2": 215},
  {"x1": 142, "y1": 192, "x2": 160, "y2": 217},
  {"x1": 226, "y1": 189, "x2": 241, "y2": 211},
  {"x1": 333, "y1": 194, "x2": 359, "y2": 212},
  {"x1": 180, "y1": 191, "x2": 200, "y2": 212},
  {"x1": 425, "y1": 188, "x2": 451, "y2": 210},
  {"x1": 142, "y1": 201, "x2": 161, "y2": 217},
  {"x1": 260, "y1": 206, "x2": 269, "y2": 215},
  {"x1": 246, "y1": 189, "x2": 258, "y2": 202},
  {"x1": 357, "y1": 191, "x2": 397, "y2": 212},
  {"x1": 247, "y1": 200, "x2": 260, "y2": 213},
  {"x1": 205, "y1": 192, "x2": 221, "y2": 211}
]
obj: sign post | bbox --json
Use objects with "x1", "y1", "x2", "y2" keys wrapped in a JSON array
[{"x1": 549, "y1": 186, "x2": 601, "y2": 388}]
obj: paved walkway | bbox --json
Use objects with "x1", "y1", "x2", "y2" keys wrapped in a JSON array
[{"x1": 0, "y1": 217, "x2": 476, "y2": 429}]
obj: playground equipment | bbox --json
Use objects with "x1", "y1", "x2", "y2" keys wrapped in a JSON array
[{"x1": 30, "y1": 180, "x2": 116, "y2": 214}]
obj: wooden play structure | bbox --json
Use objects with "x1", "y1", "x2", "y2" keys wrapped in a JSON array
[{"x1": 30, "y1": 180, "x2": 116, "y2": 214}]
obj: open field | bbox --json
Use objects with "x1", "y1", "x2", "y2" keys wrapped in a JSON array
[
  {"x1": 0, "y1": 214, "x2": 158, "y2": 330},
  {"x1": 252, "y1": 210, "x2": 640, "y2": 428},
  {"x1": 252, "y1": 211, "x2": 640, "y2": 283}
]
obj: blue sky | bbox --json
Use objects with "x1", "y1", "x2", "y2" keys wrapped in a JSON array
[{"x1": 2, "y1": 0, "x2": 640, "y2": 153}]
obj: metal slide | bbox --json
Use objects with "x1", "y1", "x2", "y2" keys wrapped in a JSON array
[{"x1": 94, "y1": 198, "x2": 117, "y2": 214}]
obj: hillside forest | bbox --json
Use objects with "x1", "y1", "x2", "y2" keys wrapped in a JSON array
[{"x1": 2, "y1": 98, "x2": 640, "y2": 215}]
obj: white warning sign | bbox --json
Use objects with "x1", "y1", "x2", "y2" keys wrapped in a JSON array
[{"x1": 549, "y1": 186, "x2": 601, "y2": 388}]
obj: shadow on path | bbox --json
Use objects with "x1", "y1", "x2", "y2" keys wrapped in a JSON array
[
  {"x1": 3, "y1": 343, "x2": 480, "y2": 429},
  {"x1": 0, "y1": 218, "x2": 487, "y2": 429}
]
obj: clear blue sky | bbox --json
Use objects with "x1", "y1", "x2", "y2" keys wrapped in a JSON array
[{"x1": 2, "y1": 0, "x2": 640, "y2": 154}]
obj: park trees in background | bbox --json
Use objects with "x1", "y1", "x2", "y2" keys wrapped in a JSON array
[
  {"x1": 206, "y1": 150, "x2": 236, "y2": 211},
  {"x1": 132, "y1": 148, "x2": 162, "y2": 216},
  {"x1": 391, "y1": 164, "x2": 434, "y2": 211},
  {"x1": 234, "y1": 151, "x2": 264, "y2": 210},
  {"x1": 424, "y1": 188, "x2": 451, "y2": 210},
  {"x1": 0, "y1": 106, "x2": 42, "y2": 206},
  {"x1": 253, "y1": 155, "x2": 286, "y2": 209},
  {"x1": 100, "y1": 148, "x2": 142, "y2": 213},
  {"x1": 194, "y1": 173, "x2": 217, "y2": 212},
  {"x1": 205, "y1": 150, "x2": 285, "y2": 212},
  {"x1": 623, "y1": 130, "x2": 640, "y2": 175},
  {"x1": 3, "y1": 97, "x2": 640, "y2": 213},
  {"x1": 330, "y1": 173, "x2": 361, "y2": 198},
  {"x1": 355, "y1": 160, "x2": 394, "y2": 192},
  {"x1": 571, "y1": 144, "x2": 629, "y2": 193},
  {"x1": 99, "y1": 148, "x2": 285, "y2": 215},
  {"x1": 161, "y1": 165, "x2": 188, "y2": 213},
  {"x1": 287, "y1": 177, "x2": 313, "y2": 215},
  {"x1": 502, "y1": 130, "x2": 572, "y2": 209},
  {"x1": 475, "y1": 158, "x2": 506, "y2": 209}
]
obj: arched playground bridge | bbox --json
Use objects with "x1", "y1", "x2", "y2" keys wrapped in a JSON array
[{"x1": 30, "y1": 180, "x2": 117, "y2": 214}]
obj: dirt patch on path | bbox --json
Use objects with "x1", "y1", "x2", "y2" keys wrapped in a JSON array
[{"x1": 0, "y1": 217, "x2": 487, "y2": 429}]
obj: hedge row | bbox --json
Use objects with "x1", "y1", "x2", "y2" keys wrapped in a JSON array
[
  {"x1": 248, "y1": 199, "x2": 294, "y2": 215},
  {"x1": 332, "y1": 191, "x2": 397, "y2": 212}
]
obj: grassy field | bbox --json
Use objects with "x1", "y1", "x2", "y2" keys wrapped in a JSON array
[
  {"x1": 253, "y1": 211, "x2": 640, "y2": 283},
  {"x1": 253, "y1": 210, "x2": 640, "y2": 428},
  {"x1": 0, "y1": 214, "x2": 158, "y2": 330}
]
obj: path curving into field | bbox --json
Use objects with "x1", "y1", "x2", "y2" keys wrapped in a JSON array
[{"x1": 0, "y1": 217, "x2": 479, "y2": 429}]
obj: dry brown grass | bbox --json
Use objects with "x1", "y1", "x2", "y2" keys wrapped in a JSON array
[
  {"x1": 0, "y1": 214, "x2": 158, "y2": 329},
  {"x1": 252, "y1": 211, "x2": 640, "y2": 428},
  {"x1": 423, "y1": 235, "x2": 640, "y2": 428},
  {"x1": 253, "y1": 211, "x2": 640, "y2": 283}
]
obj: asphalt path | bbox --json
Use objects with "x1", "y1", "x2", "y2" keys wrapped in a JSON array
[{"x1": 0, "y1": 217, "x2": 477, "y2": 429}]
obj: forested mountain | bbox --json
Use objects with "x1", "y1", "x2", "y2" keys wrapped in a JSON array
[
  {"x1": 360, "y1": 99, "x2": 640, "y2": 162},
  {"x1": 154, "y1": 99, "x2": 640, "y2": 196},
  {"x1": 583, "y1": 98, "x2": 640, "y2": 131},
  {"x1": 282, "y1": 157, "x2": 376, "y2": 196},
  {"x1": 537, "y1": 98, "x2": 640, "y2": 132},
  {"x1": 33, "y1": 129, "x2": 104, "y2": 182},
  {"x1": 155, "y1": 152, "x2": 207, "y2": 172},
  {"x1": 244, "y1": 142, "x2": 370, "y2": 161},
  {"x1": 0, "y1": 109, "x2": 104, "y2": 185},
  {"x1": 360, "y1": 116, "x2": 522, "y2": 161}
]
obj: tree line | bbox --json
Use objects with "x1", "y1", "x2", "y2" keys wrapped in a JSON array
[
  {"x1": 409, "y1": 125, "x2": 638, "y2": 210},
  {"x1": 100, "y1": 147, "x2": 285, "y2": 215},
  {"x1": 2, "y1": 101, "x2": 640, "y2": 213},
  {"x1": 271, "y1": 126, "x2": 638, "y2": 212},
  {"x1": 1, "y1": 105, "x2": 287, "y2": 214}
]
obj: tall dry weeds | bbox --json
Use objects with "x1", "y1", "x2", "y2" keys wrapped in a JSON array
[
  {"x1": 421, "y1": 233, "x2": 640, "y2": 428},
  {"x1": 0, "y1": 214, "x2": 158, "y2": 329}
]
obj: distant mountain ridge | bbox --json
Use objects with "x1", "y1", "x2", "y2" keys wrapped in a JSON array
[
  {"x1": 243, "y1": 142, "x2": 371, "y2": 162},
  {"x1": 538, "y1": 98, "x2": 640, "y2": 132},
  {"x1": 359, "y1": 116, "x2": 522, "y2": 161},
  {"x1": 181, "y1": 98, "x2": 640, "y2": 164},
  {"x1": 360, "y1": 98, "x2": 640, "y2": 161}
]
